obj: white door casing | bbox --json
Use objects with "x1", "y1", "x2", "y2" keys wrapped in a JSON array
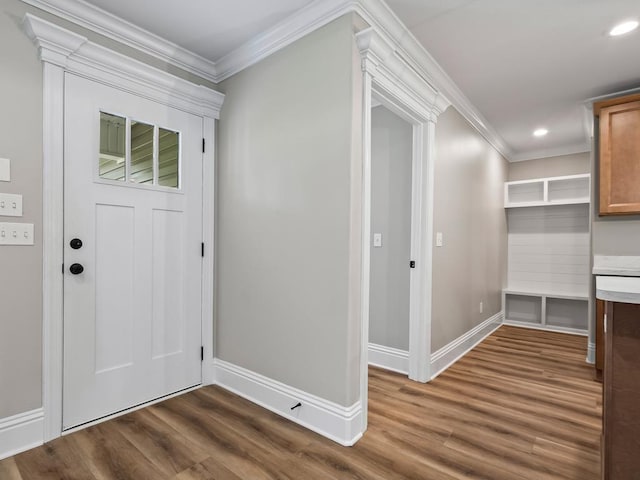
[
  {"x1": 357, "y1": 27, "x2": 450, "y2": 432},
  {"x1": 62, "y1": 74, "x2": 203, "y2": 429},
  {"x1": 23, "y1": 13, "x2": 224, "y2": 440}
]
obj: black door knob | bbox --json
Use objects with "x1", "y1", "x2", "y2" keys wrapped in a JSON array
[
  {"x1": 69, "y1": 263, "x2": 84, "y2": 275},
  {"x1": 70, "y1": 238, "x2": 83, "y2": 249}
]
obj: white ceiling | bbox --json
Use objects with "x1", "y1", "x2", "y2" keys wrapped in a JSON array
[
  {"x1": 84, "y1": 0, "x2": 316, "y2": 60},
  {"x1": 384, "y1": 0, "x2": 640, "y2": 159},
  {"x1": 80, "y1": 0, "x2": 640, "y2": 160}
]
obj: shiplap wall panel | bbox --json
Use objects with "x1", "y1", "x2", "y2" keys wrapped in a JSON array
[
  {"x1": 547, "y1": 177, "x2": 590, "y2": 202},
  {"x1": 507, "y1": 182, "x2": 544, "y2": 203},
  {"x1": 509, "y1": 263, "x2": 588, "y2": 275},
  {"x1": 549, "y1": 177, "x2": 591, "y2": 202},
  {"x1": 507, "y1": 205, "x2": 590, "y2": 297}
]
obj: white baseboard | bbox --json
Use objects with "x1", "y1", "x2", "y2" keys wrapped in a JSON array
[
  {"x1": 0, "y1": 408, "x2": 44, "y2": 461},
  {"x1": 368, "y1": 343, "x2": 409, "y2": 375},
  {"x1": 212, "y1": 359, "x2": 363, "y2": 446},
  {"x1": 586, "y1": 341, "x2": 596, "y2": 364},
  {"x1": 430, "y1": 311, "x2": 503, "y2": 380},
  {"x1": 503, "y1": 320, "x2": 588, "y2": 336}
]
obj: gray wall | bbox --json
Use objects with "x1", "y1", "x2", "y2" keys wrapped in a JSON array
[
  {"x1": 508, "y1": 152, "x2": 590, "y2": 181},
  {"x1": 591, "y1": 125, "x2": 640, "y2": 255},
  {"x1": 431, "y1": 108, "x2": 508, "y2": 352},
  {"x1": 0, "y1": 0, "x2": 216, "y2": 419},
  {"x1": 216, "y1": 15, "x2": 363, "y2": 407},
  {"x1": 0, "y1": 0, "x2": 44, "y2": 418},
  {"x1": 369, "y1": 106, "x2": 412, "y2": 351}
]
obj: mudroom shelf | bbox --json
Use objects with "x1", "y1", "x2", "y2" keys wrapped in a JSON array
[
  {"x1": 503, "y1": 173, "x2": 591, "y2": 335},
  {"x1": 504, "y1": 174, "x2": 590, "y2": 208}
]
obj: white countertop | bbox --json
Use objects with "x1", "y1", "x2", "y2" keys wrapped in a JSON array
[
  {"x1": 596, "y1": 276, "x2": 640, "y2": 304},
  {"x1": 593, "y1": 255, "x2": 640, "y2": 276}
]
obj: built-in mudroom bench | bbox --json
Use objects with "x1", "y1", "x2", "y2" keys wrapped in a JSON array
[{"x1": 503, "y1": 174, "x2": 591, "y2": 335}]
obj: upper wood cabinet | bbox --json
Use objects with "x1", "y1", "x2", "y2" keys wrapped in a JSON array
[{"x1": 595, "y1": 94, "x2": 640, "y2": 215}]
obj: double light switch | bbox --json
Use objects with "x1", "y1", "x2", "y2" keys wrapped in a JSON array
[{"x1": 0, "y1": 158, "x2": 33, "y2": 245}]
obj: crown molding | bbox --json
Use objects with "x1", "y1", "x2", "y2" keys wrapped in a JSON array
[
  {"x1": 356, "y1": 27, "x2": 450, "y2": 122},
  {"x1": 214, "y1": 0, "x2": 357, "y2": 82},
  {"x1": 353, "y1": 0, "x2": 512, "y2": 159},
  {"x1": 215, "y1": 0, "x2": 511, "y2": 158},
  {"x1": 20, "y1": 0, "x2": 511, "y2": 158},
  {"x1": 23, "y1": 13, "x2": 225, "y2": 118},
  {"x1": 22, "y1": 7, "x2": 86, "y2": 67},
  {"x1": 20, "y1": 0, "x2": 218, "y2": 82},
  {"x1": 509, "y1": 143, "x2": 591, "y2": 163}
]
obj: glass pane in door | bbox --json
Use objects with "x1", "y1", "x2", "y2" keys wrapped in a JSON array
[
  {"x1": 130, "y1": 121, "x2": 154, "y2": 184},
  {"x1": 158, "y1": 128, "x2": 180, "y2": 188},
  {"x1": 99, "y1": 112, "x2": 126, "y2": 181}
]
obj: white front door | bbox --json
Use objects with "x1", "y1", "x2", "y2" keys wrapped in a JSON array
[{"x1": 63, "y1": 73, "x2": 203, "y2": 429}]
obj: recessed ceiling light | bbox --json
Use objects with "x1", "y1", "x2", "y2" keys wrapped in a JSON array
[
  {"x1": 533, "y1": 128, "x2": 548, "y2": 137},
  {"x1": 609, "y1": 20, "x2": 639, "y2": 36}
]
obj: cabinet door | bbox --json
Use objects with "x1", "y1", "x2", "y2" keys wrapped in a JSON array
[
  {"x1": 599, "y1": 100, "x2": 640, "y2": 215},
  {"x1": 603, "y1": 302, "x2": 640, "y2": 479}
]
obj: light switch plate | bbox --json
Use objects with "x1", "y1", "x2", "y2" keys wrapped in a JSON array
[
  {"x1": 436, "y1": 232, "x2": 443, "y2": 247},
  {"x1": 373, "y1": 233, "x2": 383, "y2": 247},
  {"x1": 0, "y1": 193, "x2": 23, "y2": 217},
  {"x1": 0, "y1": 222, "x2": 34, "y2": 245},
  {"x1": 0, "y1": 158, "x2": 9, "y2": 182}
]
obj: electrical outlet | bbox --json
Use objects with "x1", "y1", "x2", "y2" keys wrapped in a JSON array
[
  {"x1": 0, "y1": 193, "x2": 23, "y2": 217},
  {"x1": 0, "y1": 222, "x2": 34, "y2": 245},
  {"x1": 479, "y1": 301, "x2": 484, "y2": 314},
  {"x1": 436, "y1": 232, "x2": 443, "y2": 247},
  {"x1": 373, "y1": 233, "x2": 383, "y2": 248}
]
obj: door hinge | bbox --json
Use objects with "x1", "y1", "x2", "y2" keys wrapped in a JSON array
[
  {"x1": 201, "y1": 346, "x2": 204, "y2": 361},
  {"x1": 62, "y1": 263, "x2": 64, "y2": 274},
  {"x1": 410, "y1": 260, "x2": 416, "y2": 268},
  {"x1": 202, "y1": 138, "x2": 205, "y2": 153},
  {"x1": 201, "y1": 242, "x2": 205, "y2": 257}
]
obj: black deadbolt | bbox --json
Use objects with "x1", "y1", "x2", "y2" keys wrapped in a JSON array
[
  {"x1": 69, "y1": 263, "x2": 84, "y2": 275},
  {"x1": 70, "y1": 238, "x2": 83, "y2": 250}
]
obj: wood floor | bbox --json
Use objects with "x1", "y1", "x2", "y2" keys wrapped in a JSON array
[{"x1": 0, "y1": 326, "x2": 602, "y2": 479}]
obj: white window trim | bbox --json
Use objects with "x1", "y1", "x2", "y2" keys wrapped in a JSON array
[{"x1": 23, "y1": 13, "x2": 224, "y2": 442}]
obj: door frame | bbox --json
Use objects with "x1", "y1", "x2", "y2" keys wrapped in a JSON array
[
  {"x1": 356, "y1": 28, "x2": 450, "y2": 431},
  {"x1": 369, "y1": 89, "x2": 429, "y2": 380},
  {"x1": 24, "y1": 14, "x2": 225, "y2": 442}
]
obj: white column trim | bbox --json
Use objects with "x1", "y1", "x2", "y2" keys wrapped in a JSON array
[
  {"x1": 408, "y1": 119, "x2": 437, "y2": 383},
  {"x1": 23, "y1": 13, "x2": 224, "y2": 443},
  {"x1": 201, "y1": 116, "x2": 216, "y2": 384},
  {"x1": 359, "y1": 65, "x2": 373, "y2": 435},
  {"x1": 40, "y1": 60, "x2": 65, "y2": 443},
  {"x1": 423, "y1": 120, "x2": 437, "y2": 378}
]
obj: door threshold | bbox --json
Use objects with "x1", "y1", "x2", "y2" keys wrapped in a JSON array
[{"x1": 62, "y1": 383, "x2": 201, "y2": 435}]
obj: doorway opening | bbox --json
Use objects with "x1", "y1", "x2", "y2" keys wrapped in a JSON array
[
  {"x1": 368, "y1": 100, "x2": 414, "y2": 375},
  {"x1": 358, "y1": 78, "x2": 439, "y2": 433}
]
